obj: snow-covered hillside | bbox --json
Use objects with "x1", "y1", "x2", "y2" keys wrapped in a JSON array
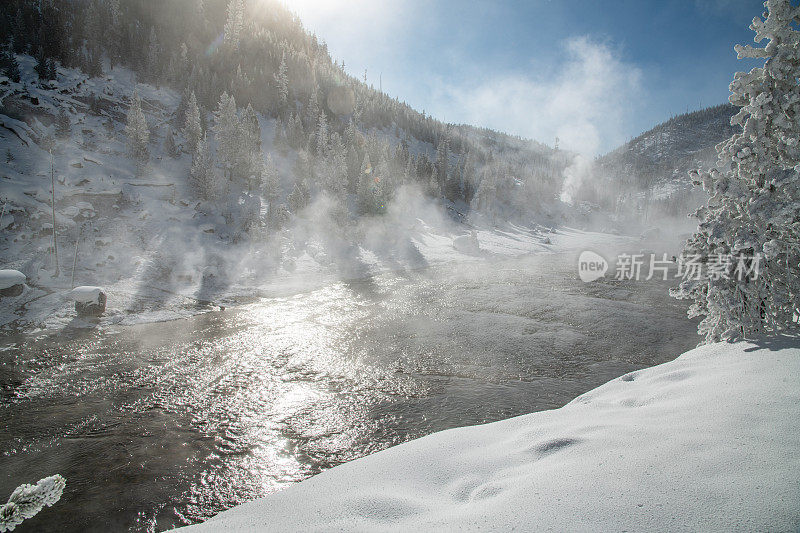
[
  {"x1": 0, "y1": 55, "x2": 579, "y2": 331},
  {"x1": 560, "y1": 104, "x2": 739, "y2": 223},
  {"x1": 0, "y1": 0, "x2": 590, "y2": 332},
  {"x1": 597, "y1": 104, "x2": 737, "y2": 190},
  {"x1": 175, "y1": 337, "x2": 800, "y2": 532}
]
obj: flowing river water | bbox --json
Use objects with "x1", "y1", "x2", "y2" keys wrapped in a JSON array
[{"x1": 0, "y1": 249, "x2": 699, "y2": 532}]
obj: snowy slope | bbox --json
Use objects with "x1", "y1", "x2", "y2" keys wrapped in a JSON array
[
  {"x1": 175, "y1": 338, "x2": 800, "y2": 532},
  {"x1": 597, "y1": 104, "x2": 737, "y2": 189},
  {"x1": 0, "y1": 53, "x2": 581, "y2": 332}
]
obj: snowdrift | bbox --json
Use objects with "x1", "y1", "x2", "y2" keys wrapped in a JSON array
[
  {"x1": 0, "y1": 270, "x2": 26, "y2": 290},
  {"x1": 175, "y1": 338, "x2": 800, "y2": 532}
]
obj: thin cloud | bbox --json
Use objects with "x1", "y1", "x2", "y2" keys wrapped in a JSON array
[{"x1": 428, "y1": 36, "x2": 643, "y2": 156}]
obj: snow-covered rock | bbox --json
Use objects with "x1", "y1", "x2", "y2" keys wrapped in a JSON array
[
  {"x1": 0, "y1": 269, "x2": 26, "y2": 297},
  {"x1": 175, "y1": 338, "x2": 800, "y2": 532},
  {"x1": 452, "y1": 230, "x2": 480, "y2": 254},
  {"x1": 0, "y1": 270, "x2": 26, "y2": 290},
  {"x1": 69, "y1": 286, "x2": 104, "y2": 304},
  {"x1": 69, "y1": 286, "x2": 106, "y2": 316}
]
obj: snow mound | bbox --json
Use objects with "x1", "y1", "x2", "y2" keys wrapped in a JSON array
[
  {"x1": 175, "y1": 338, "x2": 800, "y2": 532},
  {"x1": 0, "y1": 270, "x2": 26, "y2": 290},
  {"x1": 68, "y1": 286, "x2": 105, "y2": 304},
  {"x1": 452, "y1": 231, "x2": 480, "y2": 254}
]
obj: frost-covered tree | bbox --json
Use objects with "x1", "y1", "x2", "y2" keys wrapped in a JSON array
[
  {"x1": 125, "y1": 91, "x2": 150, "y2": 166},
  {"x1": 315, "y1": 108, "x2": 328, "y2": 156},
  {"x1": 240, "y1": 104, "x2": 265, "y2": 190},
  {"x1": 263, "y1": 154, "x2": 281, "y2": 228},
  {"x1": 0, "y1": 51, "x2": 21, "y2": 83},
  {"x1": 288, "y1": 179, "x2": 310, "y2": 213},
  {"x1": 46, "y1": 58, "x2": 57, "y2": 81},
  {"x1": 0, "y1": 474, "x2": 65, "y2": 532},
  {"x1": 182, "y1": 91, "x2": 203, "y2": 155},
  {"x1": 305, "y1": 90, "x2": 319, "y2": 132},
  {"x1": 146, "y1": 27, "x2": 161, "y2": 84},
  {"x1": 274, "y1": 52, "x2": 289, "y2": 116},
  {"x1": 54, "y1": 108, "x2": 70, "y2": 139},
  {"x1": 163, "y1": 127, "x2": 180, "y2": 158},
  {"x1": 190, "y1": 135, "x2": 216, "y2": 201},
  {"x1": 287, "y1": 112, "x2": 305, "y2": 149},
  {"x1": 213, "y1": 91, "x2": 240, "y2": 180},
  {"x1": 109, "y1": 0, "x2": 121, "y2": 26},
  {"x1": 232, "y1": 65, "x2": 251, "y2": 105},
  {"x1": 34, "y1": 47, "x2": 50, "y2": 82},
  {"x1": 436, "y1": 137, "x2": 449, "y2": 191},
  {"x1": 242, "y1": 104, "x2": 261, "y2": 156},
  {"x1": 673, "y1": 0, "x2": 800, "y2": 342},
  {"x1": 223, "y1": 0, "x2": 245, "y2": 48},
  {"x1": 357, "y1": 153, "x2": 376, "y2": 214}
]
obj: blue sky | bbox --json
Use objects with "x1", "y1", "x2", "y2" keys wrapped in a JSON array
[{"x1": 284, "y1": 0, "x2": 764, "y2": 155}]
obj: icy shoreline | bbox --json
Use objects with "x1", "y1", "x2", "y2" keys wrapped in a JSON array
[{"x1": 175, "y1": 338, "x2": 800, "y2": 532}]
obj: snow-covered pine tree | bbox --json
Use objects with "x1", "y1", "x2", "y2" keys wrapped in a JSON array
[
  {"x1": 436, "y1": 137, "x2": 449, "y2": 191},
  {"x1": 223, "y1": 0, "x2": 245, "y2": 49},
  {"x1": 274, "y1": 52, "x2": 289, "y2": 117},
  {"x1": 109, "y1": 0, "x2": 121, "y2": 26},
  {"x1": 287, "y1": 112, "x2": 305, "y2": 149},
  {"x1": 305, "y1": 90, "x2": 320, "y2": 132},
  {"x1": 0, "y1": 50, "x2": 21, "y2": 83},
  {"x1": 428, "y1": 167, "x2": 440, "y2": 198},
  {"x1": 0, "y1": 474, "x2": 65, "y2": 532},
  {"x1": 373, "y1": 157, "x2": 391, "y2": 210},
  {"x1": 46, "y1": 58, "x2": 57, "y2": 81},
  {"x1": 672, "y1": 0, "x2": 800, "y2": 342},
  {"x1": 212, "y1": 92, "x2": 240, "y2": 181},
  {"x1": 263, "y1": 154, "x2": 281, "y2": 229},
  {"x1": 316, "y1": 108, "x2": 328, "y2": 157},
  {"x1": 175, "y1": 86, "x2": 190, "y2": 130},
  {"x1": 445, "y1": 157, "x2": 462, "y2": 202},
  {"x1": 232, "y1": 65, "x2": 251, "y2": 106},
  {"x1": 182, "y1": 91, "x2": 203, "y2": 155},
  {"x1": 190, "y1": 135, "x2": 216, "y2": 202},
  {"x1": 238, "y1": 104, "x2": 263, "y2": 190},
  {"x1": 242, "y1": 104, "x2": 261, "y2": 155},
  {"x1": 164, "y1": 127, "x2": 180, "y2": 158},
  {"x1": 287, "y1": 179, "x2": 310, "y2": 214},
  {"x1": 275, "y1": 115, "x2": 290, "y2": 149},
  {"x1": 357, "y1": 153, "x2": 375, "y2": 214},
  {"x1": 54, "y1": 108, "x2": 70, "y2": 139},
  {"x1": 34, "y1": 47, "x2": 49, "y2": 82},
  {"x1": 125, "y1": 91, "x2": 150, "y2": 167},
  {"x1": 146, "y1": 28, "x2": 160, "y2": 82}
]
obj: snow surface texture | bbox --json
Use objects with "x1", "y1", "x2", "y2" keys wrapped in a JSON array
[
  {"x1": 0, "y1": 270, "x2": 25, "y2": 290},
  {"x1": 68, "y1": 286, "x2": 104, "y2": 304},
  {"x1": 176, "y1": 338, "x2": 800, "y2": 532}
]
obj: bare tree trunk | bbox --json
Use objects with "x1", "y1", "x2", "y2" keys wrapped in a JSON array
[
  {"x1": 50, "y1": 150, "x2": 60, "y2": 277},
  {"x1": 71, "y1": 226, "x2": 81, "y2": 289}
]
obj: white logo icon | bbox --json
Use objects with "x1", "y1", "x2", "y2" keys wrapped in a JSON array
[{"x1": 578, "y1": 251, "x2": 608, "y2": 282}]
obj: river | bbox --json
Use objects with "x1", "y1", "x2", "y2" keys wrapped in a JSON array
[{"x1": 0, "y1": 249, "x2": 699, "y2": 532}]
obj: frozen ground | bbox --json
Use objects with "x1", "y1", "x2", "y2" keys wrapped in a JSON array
[{"x1": 176, "y1": 337, "x2": 800, "y2": 532}]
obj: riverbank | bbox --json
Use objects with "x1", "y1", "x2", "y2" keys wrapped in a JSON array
[
  {"x1": 0, "y1": 224, "x2": 632, "y2": 334},
  {"x1": 176, "y1": 337, "x2": 800, "y2": 532}
]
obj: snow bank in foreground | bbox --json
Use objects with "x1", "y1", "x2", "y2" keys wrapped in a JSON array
[
  {"x1": 0, "y1": 270, "x2": 26, "y2": 290},
  {"x1": 176, "y1": 338, "x2": 800, "y2": 532}
]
